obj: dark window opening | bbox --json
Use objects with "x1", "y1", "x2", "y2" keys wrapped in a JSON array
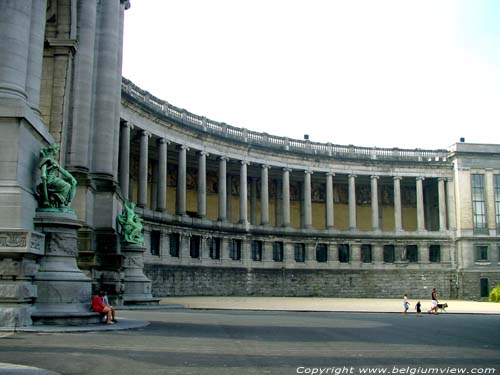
[
  {"x1": 294, "y1": 243, "x2": 306, "y2": 263},
  {"x1": 230, "y1": 239, "x2": 242, "y2": 261},
  {"x1": 190, "y1": 235, "x2": 201, "y2": 258},
  {"x1": 169, "y1": 233, "x2": 180, "y2": 257},
  {"x1": 480, "y1": 278, "x2": 489, "y2": 298},
  {"x1": 251, "y1": 240, "x2": 263, "y2": 261},
  {"x1": 475, "y1": 245, "x2": 489, "y2": 261},
  {"x1": 208, "y1": 237, "x2": 221, "y2": 260},
  {"x1": 150, "y1": 230, "x2": 161, "y2": 256},
  {"x1": 338, "y1": 244, "x2": 350, "y2": 263},
  {"x1": 383, "y1": 245, "x2": 395, "y2": 263},
  {"x1": 316, "y1": 243, "x2": 328, "y2": 263},
  {"x1": 406, "y1": 245, "x2": 418, "y2": 263},
  {"x1": 361, "y1": 244, "x2": 372, "y2": 263},
  {"x1": 273, "y1": 241, "x2": 284, "y2": 262},
  {"x1": 429, "y1": 245, "x2": 441, "y2": 263}
]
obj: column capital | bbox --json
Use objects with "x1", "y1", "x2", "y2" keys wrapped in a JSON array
[
  {"x1": 416, "y1": 176, "x2": 425, "y2": 181},
  {"x1": 437, "y1": 177, "x2": 447, "y2": 182},
  {"x1": 198, "y1": 150, "x2": 210, "y2": 157},
  {"x1": 140, "y1": 129, "x2": 151, "y2": 138},
  {"x1": 240, "y1": 160, "x2": 250, "y2": 166},
  {"x1": 393, "y1": 176, "x2": 403, "y2": 181},
  {"x1": 326, "y1": 171, "x2": 335, "y2": 177},
  {"x1": 218, "y1": 155, "x2": 229, "y2": 162},
  {"x1": 177, "y1": 144, "x2": 190, "y2": 151},
  {"x1": 157, "y1": 137, "x2": 170, "y2": 145},
  {"x1": 348, "y1": 174, "x2": 357, "y2": 179},
  {"x1": 370, "y1": 175, "x2": 379, "y2": 180},
  {"x1": 120, "y1": 120, "x2": 132, "y2": 129},
  {"x1": 261, "y1": 164, "x2": 271, "y2": 169},
  {"x1": 283, "y1": 167, "x2": 292, "y2": 173},
  {"x1": 304, "y1": 170, "x2": 313, "y2": 175}
]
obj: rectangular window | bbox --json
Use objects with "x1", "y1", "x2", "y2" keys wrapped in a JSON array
[
  {"x1": 208, "y1": 237, "x2": 221, "y2": 260},
  {"x1": 273, "y1": 241, "x2": 284, "y2": 262},
  {"x1": 230, "y1": 239, "x2": 242, "y2": 261},
  {"x1": 338, "y1": 244, "x2": 350, "y2": 263},
  {"x1": 169, "y1": 233, "x2": 180, "y2": 257},
  {"x1": 429, "y1": 245, "x2": 441, "y2": 263},
  {"x1": 475, "y1": 245, "x2": 489, "y2": 261},
  {"x1": 406, "y1": 245, "x2": 418, "y2": 263},
  {"x1": 190, "y1": 235, "x2": 201, "y2": 258},
  {"x1": 480, "y1": 278, "x2": 489, "y2": 298},
  {"x1": 361, "y1": 244, "x2": 372, "y2": 263},
  {"x1": 251, "y1": 240, "x2": 263, "y2": 261},
  {"x1": 294, "y1": 243, "x2": 306, "y2": 262},
  {"x1": 316, "y1": 243, "x2": 328, "y2": 263},
  {"x1": 383, "y1": 245, "x2": 395, "y2": 263},
  {"x1": 472, "y1": 174, "x2": 487, "y2": 232},
  {"x1": 150, "y1": 230, "x2": 161, "y2": 256},
  {"x1": 495, "y1": 175, "x2": 500, "y2": 232}
]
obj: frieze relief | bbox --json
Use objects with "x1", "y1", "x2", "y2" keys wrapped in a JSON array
[
  {"x1": 0, "y1": 232, "x2": 27, "y2": 248},
  {"x1": 45, "y1": 233, "x2": 78, "y2": 256},
  {"x1": 123, "y1": 255, "x2": 143, "y2": 268}
]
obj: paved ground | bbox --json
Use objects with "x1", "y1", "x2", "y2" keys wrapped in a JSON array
[{"x1": 0, "y1": 298, "x2": 499, "y2": 375}]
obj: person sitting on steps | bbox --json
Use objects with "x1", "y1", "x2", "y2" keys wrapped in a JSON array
[{"x1": 92, "y1": 291, "x2": 116, "y2": 324}]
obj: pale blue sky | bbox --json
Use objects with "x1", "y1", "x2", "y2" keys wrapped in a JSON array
[{"x1": 122, "y1": 0, "x2": 500, "y2": 150}]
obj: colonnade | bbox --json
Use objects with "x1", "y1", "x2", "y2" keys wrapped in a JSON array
[{"x1": 119, "y1": 121, "x2": 453, "y2": 233}]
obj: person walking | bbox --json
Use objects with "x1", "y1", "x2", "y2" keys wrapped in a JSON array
[
  {"x1": 403, "y1": 293, "x2": 410, "y2": 315},
  {"x1": 427, "y1": 288, "x2": 439, "y2": 314}
]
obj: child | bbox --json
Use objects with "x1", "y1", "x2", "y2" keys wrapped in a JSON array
[
  {"x1": 415, "y1": 300, "x2": 422, "y2": 317},
  {"x1": 403, "y1": 293, "x2": 410, "y2": 315}
]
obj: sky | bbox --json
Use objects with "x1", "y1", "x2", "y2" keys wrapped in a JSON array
[{"x1": 122, "y1": 0, "x2": 500, "y2": 150}]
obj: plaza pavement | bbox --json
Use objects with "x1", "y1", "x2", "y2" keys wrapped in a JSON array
[{"x1": 0, "y1": 297, "x2": 499, "y2": 374}]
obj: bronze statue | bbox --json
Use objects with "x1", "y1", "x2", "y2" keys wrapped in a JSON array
[
  {"x1": 36, "y1": 144, "x2": 77, "y2": 210},
  {"x1": 118, "y1": 201, "x2": 144, "y2": 244}
]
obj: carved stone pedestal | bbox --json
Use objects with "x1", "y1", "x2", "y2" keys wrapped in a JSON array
[
  {"x1": 32, "y1": 211, "x2": 97, "y2": 325},
  {"x1": 121, "y1": 242, "x2": 159, "y2": 305},
  {"x1": 0, "y1": 230, "x2": 44, "y2": 327}
]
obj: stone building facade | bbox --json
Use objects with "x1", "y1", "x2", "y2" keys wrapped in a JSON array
[{"x1": 0, "y1": 1, "x2": 499, "y2": 326}]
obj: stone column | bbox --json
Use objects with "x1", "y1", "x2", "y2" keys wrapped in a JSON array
[
  {"x1": 394, "y1": 176, "x2": 402, "y2": 232},
  {"x1": 226, "y1": 174, "x2": 233, "y2": 222},
  {"x1": 68, "y1": 0, "x2": 97, "y2": 168},
  {"x1": 303, "y1": 170, "x2": 313, "y2": 229},
  {"x1": 446, "y1": 178, "x2": 457, "y2": 231},
  {"x1": 416, "y1": 177, "x2": 426, "y2": 231},
  {"x1": 250, "y1": 178, "x2": 257, "y2": 225},
  {"x1": 326, "y1": 172, "x2": 334, "y2": 229},
  {"x1": 157, "y1": 138, "x2": 168, "y2": 212},
  {"x1": 197, "y1": 151, "x2": 208, "y2": 218},
  {"x1": 176, "y1": 145, "x2": 188, "y2": 216},
  {"x1": 0, "y1": 1, "x2": 31, "y2": 100},
  {"x1": 438, "y1": 178, "x2": 447, "y2": 231},
  {"x1": 348, "y1": 174, "x2": 357, "y2": 230},
  {"x1": 371, "y1": 175, "x2": 380, "y2": 231},
  {"x1": 261, "y1": 164, "x2": 270, "y2": 226},
  {"x1": 92, "y1": 0, "x2": 120, "y2": 177},
  {"x1": 150, "y1": 161, "x2": 158, "y2": 211},
  {"x1": 239, "y1": 161, "x2": 249, "y2": 224},
  {"x1": 26, "y1": 0, "x2": 47, "y2": 112},
  {"x1": 282, "y1": 168, "x2": 291, "y2": 227},
  {"x1": 218, "y1": 157, "x2": 227, "y2": 221},
  {"x1": 119, "y1": 121, "x2": 131, "y2": 199},
  {"x1": 137, "y1": 130, "x2": 149, "y2": 208}
]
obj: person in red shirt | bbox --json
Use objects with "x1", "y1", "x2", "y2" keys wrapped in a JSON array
[{"x1": 92, "y1": 291, "x2": 116, "y2": 324}]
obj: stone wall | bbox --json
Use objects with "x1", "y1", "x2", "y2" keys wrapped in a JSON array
[
  {"x1": 145, "y1": 264, "x2": 457, "y2": 299},
  {"x1": 458, "y1": 271, "x2": 500, "y2": 300}
]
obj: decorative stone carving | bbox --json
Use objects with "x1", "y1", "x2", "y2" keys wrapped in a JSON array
[{"x1": 35, "y1": 143, "x2": 77, "y2": 212}]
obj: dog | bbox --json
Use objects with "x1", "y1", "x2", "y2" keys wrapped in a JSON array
[{"x1": 437, "y1": 302, "x2": 448, "y2": 312}]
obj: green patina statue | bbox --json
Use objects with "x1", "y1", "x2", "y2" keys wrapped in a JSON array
[
  {"x1": 36, "y1": 143, "x2": 77, "y2": 211},
  {"x1": 118, "y1": 201, "x2": 144, "y2": 244}
]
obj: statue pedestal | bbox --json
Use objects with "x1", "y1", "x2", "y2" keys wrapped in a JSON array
[
  {"x1": 32, "y1": 211, "x2": 98, "y2": 325},
  {"x1": 121, "y1": 242, "x2": 159, "y2": 305}
]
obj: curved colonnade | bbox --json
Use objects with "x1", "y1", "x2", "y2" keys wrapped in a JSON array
[{"x1": 120, "y1": 78, "x2": 457, "y2": 298}]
